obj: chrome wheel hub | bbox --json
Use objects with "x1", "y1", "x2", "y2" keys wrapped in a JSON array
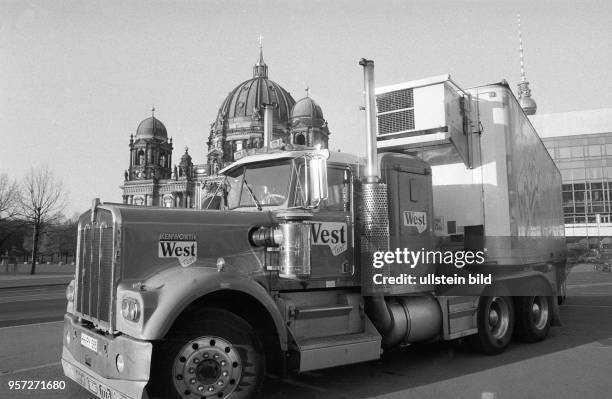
[
  {"x1": 488, "y1": 297, "x2": 510, "y2": 340},
  {"x1": 489, "y1": 309, "x2": 500, "y2": 326},
  {"x1": 530, "y1": 296, "x2": 549, "y2": 330},
  {"x1": 173, "y1": 336, "x2": 241, "y2": 398}
]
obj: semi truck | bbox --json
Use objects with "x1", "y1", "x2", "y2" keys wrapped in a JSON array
[{"x1": 61, "y1": 59, "x2": 566, "y2": 399}]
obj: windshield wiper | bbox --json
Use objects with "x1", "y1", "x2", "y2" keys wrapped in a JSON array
[{"x1": 242, "y1": 176, "x2": 263, "y2": 211}]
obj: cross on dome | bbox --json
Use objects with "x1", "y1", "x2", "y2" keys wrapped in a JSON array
[{"x1": 253, "y1": 35, "x2": 268, "y2": 78}]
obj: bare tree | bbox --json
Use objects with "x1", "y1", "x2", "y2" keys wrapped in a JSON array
[
  {"x1": 0, "y1": 173, "x2": 19, "y2": 221},
  {"x1": 0, "y1": 173, "x2": 21, "y2": 246},
  {"x1": 17, "y1": 166, "x2": 67, "y2": 275}
]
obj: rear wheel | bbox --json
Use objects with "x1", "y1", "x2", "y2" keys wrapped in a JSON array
[
  {"x1": 148, "y1": 308, "x2": 265, "y2": 399},
  {"x1": 470, "y1": 293, "x2": 515, "y2": 355},
  {"x1": 515, "y1": 295, "x2": 551, "y2": 342}
]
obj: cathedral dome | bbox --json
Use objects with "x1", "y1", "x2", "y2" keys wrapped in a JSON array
[
  {"x1": 136, "y1": 116, "x2": 167, "y2": 139},
  {"x1": 290, "y1": 96, "x2": 325, "y2": 126},
  {"x1": 211, "y1": 48, "x2": 295, "y2": 137},
  {"x1": 216, "y1": 78, "x2": 295, "y2": 124},
  {"x1": 206, "y1": 46, "x2": 301, "y2": 171}
]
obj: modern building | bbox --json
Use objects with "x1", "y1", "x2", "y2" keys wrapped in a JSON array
[
  {"x1": 530, "y1": 108, "x2": 612, "y2": 241},
  {"x1": 514, "y1": 13, "x2": 612, "y2": 242},
  {"x1": 121, "y1": 46, "x2": 331, "y2": 208}
]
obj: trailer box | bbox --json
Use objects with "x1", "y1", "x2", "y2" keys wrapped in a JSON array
[{"x1": 375, "y1": 78, "x2": 565, "y2": 266}]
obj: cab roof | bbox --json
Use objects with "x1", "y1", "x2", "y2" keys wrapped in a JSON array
[{"x1": 219, "y1": 148, "x2": 362, "y2": 175}]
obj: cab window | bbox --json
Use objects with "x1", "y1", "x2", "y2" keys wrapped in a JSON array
[{"x1": 322, "y1": 167, "x2": 350, "y2": 211}]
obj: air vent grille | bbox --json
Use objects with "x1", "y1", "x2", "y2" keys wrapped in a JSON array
[
  {"x1": 376, "y1": 88, "x2": 413, "y2": 113},
  {"x1": 378, "y1": 109, "x2": 415, "y2": 135},
  {"x1": 376, "y1": 88, "x2": 415, "y2": 135}
]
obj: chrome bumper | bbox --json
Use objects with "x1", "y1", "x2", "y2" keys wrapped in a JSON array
[{"x1": 61, "y1": 314, "x2": 152, "y2": 399}]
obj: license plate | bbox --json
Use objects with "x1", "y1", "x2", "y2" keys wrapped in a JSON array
[
  {"x1": 71, "y1": 366, "x2": 114, "y2": 399},
  {"x1": 99, "y1": 385, "x2": 112, "y2": 399},
  {"x1": 81, "y1": 332, "x2": 98, "y2": 352}
]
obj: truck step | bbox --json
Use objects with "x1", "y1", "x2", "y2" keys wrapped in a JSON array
[
  {"x1": 441, "y1": 296, "x2": 478, "y2": 340},
  {"x1": 294, "y1": 304, "x2": 353, "y2": 319},
  {"x1": 293, "y1": 318, "x2": 381, "y2": 372},
  {"x1": 284, "y1": 292, "x2": 364, "y2": 340}
]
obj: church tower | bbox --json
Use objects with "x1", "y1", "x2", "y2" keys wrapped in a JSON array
[
  {"x1": 122, "y1": 108, "x2": 174, "y2": 206},
  {"x1": 126, "y1": 108, "x2": 173, "y2": 182},
  {"x1": 517, "y1": 13, "x2": 537, "y2": 115},
  {"x1": 289, "y1": 86, "x2": 330, "y2": 148}
]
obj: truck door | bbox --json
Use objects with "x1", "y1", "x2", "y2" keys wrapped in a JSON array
[
  {"x1": 382, "y1": 153, "x2": 435, "y2": 294},
  {"x1": 308, "y1": 165, "x2": 356, "y2": 284}
]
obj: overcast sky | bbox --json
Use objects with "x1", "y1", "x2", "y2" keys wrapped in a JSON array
[{"x1": 1, "y1": 0, "x2": 611, "y2": 215}]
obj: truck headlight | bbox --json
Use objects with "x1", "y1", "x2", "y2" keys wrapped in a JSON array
[
  {"x1": 66, "y1": 280, "x2": 75, "y2": 302},
  {"x1": 121, "y1": 298, "x2": 140, "y2": 322},
  {"x1": 116, "y1": 354, "x2": 125, "y2": 373}
]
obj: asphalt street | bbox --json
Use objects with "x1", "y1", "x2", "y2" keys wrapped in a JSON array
[
  {"x1": 0, "y1": 267, "x2": 611, "y2": 399},
  {"x1": 0, "y1": 284, "x2": 67, "y2": 327}
]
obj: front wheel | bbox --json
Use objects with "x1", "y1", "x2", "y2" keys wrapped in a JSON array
[
  {"x1": 470, "y1": 294, "x2": 515, "y2": 355},
  {"x1": 148, "y1": 308, "x2": 265, "y2": 399}
]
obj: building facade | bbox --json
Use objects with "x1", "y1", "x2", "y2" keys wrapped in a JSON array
[
  {"x1": 530, "y1": 108, "x2": 612, "y2": 240},
  {"x1": 121, "y1": 48, "x2": 331, "y2": 208},
  {"x1": 121, "y1": 111, "x2": 198, "y2": 208}
]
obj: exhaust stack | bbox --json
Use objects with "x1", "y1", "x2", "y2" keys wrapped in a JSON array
[
  {"x1": 360, "y1": 58, "x2": 379, "y2": 183},
  {"x1": 263, "y1": 103, "x2": 274, "y2": 149},
  {"x1": 358, "y1": 58, "x2": 390, "y2": 296}
]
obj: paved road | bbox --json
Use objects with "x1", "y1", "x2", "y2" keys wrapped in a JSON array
[
  {"x1": 0, "y1": 268, "x2": 611, "y2": 399},
  {"x1": 0, "y1": 284, "x2": 67, "y2": 327}
]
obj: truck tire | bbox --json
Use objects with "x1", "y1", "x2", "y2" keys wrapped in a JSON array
[
  {"x1": 148, "y1": 308, "x2": 265, "y2": 399},
  {"x1": 515, "y1": 295, "x2": 551, "y2": 342},
  {"x1": 470, "y1": 294, "x2": 515, "y2": 355}
]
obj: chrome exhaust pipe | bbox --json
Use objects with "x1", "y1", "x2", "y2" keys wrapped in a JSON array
[{"x1": 359, "y1": 58, "x2": 379, "y2": 183}]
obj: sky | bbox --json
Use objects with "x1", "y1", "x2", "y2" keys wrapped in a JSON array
[{"x1": 1, "y1": 0, "x2": 611, "y2": 215}]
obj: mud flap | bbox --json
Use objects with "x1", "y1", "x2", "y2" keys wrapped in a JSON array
[{"x1": 551, "y1": 296, "x2": 562, "y2": 327}]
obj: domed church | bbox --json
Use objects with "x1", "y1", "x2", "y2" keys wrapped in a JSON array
[
  {"x1": 206, "y1": 45, "x2": 329, "y2": 174},
  {"x1": 121, "y1": 45, "x2": 331, "y2": 208}
]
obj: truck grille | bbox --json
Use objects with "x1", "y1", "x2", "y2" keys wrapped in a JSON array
[{"x1": 75, "y1": 208, "x2": 115, "y2": 330}]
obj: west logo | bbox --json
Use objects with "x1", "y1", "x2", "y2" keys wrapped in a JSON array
[
  {"x1": 158, "y1": 234, "x2": 197, "y2": 267},
  {"x1": 403, "y1": 211, "x2": 427, "y2": 234},
  {"x1": 310, "y1": 222, "x2": 347, "y2": 256}
]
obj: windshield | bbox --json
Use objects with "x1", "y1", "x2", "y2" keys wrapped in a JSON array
[{"x1": 225, "y1": 160, "x2": 292, "y2": 209}]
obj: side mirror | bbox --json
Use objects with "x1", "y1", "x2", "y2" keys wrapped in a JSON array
[{"x1": 306, "y1": 151, "x2": 329, "y2": 207}]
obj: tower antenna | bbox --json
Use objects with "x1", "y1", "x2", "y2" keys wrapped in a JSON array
[
  {"x1": 516, "y1": 12, "x2": 537, "y2": 115},
  {"x1": 518, "y1": 13, "x2": 526, "y2": 83}
]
